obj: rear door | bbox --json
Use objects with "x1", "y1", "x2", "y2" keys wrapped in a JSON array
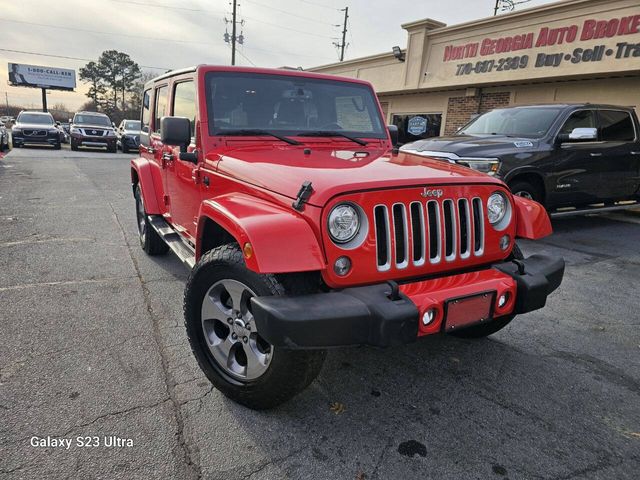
[
  {"x1": 595, "y1": 109, "x2": 639, "y2": 199},
  {"x1": 165, "y1": 78, "x2": 200, "y2": 240}
]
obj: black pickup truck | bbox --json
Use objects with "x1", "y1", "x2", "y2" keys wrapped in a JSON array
[{"x1": 400, "y1": 104, "x2": 640, "y2": 213}]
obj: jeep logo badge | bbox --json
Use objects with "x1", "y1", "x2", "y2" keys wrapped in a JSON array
[{"x1": 420, "y1": 188, "x2": 443, "y2": 198}]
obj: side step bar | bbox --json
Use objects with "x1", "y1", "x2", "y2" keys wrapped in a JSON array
[
  {"x1": 147, "y1": 215, "x2": 196, "y2": 269},
  {"x1": 550, "y1": 201, "x2": 639, "y2": 218}
]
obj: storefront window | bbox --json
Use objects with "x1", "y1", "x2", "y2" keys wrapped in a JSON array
[{"x1": 392, "y1": 113, "x2": 442, "y2": 145}]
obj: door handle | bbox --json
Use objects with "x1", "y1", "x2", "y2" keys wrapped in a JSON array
[
  {"x1": 144, "y1": 146, "x2": 155, "y2": 154},
  {"x1": 162, "y1": 152, "x2": 174, "y2": 161},
  {"x1": 590, "y1": 152, "x2": 603, "y2": 157}
]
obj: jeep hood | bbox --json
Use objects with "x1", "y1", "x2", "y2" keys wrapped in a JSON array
[
  {"x1": 401, "y1": 134, "x2": 538, "y2": 158},
  {"x1": 213, "y1": 144, "x2": 503, "y2": 206}
]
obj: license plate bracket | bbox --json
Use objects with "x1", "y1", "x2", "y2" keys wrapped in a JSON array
[{"x1": 444, "y1": 291, "x2": 495, "y2": 332}]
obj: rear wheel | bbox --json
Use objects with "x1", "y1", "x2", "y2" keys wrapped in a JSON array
[
  {"x1": 450, "y1": 243, "x2": 524, "y2": 339},
  {"x1": 184, "y1": 244, "x2": 326, "y2": 410},
  {"x1": 509, "y1": 180, "x2": 542, "y2": 204},
  {"x1": 134, "y1": 184, "x2": 168, "y2": 255}
]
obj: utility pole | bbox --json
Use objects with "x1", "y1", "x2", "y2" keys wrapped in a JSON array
[
  {"x1": 41, "y1": 88, "x2": 48, "y2": 112},
  {"x1": 339, "y1": 7, "x2": 348, "y2": 62},
  {"x1": 224, "y1": 0, "x2": 244, "y2": 65},
  {"x1": 231, "y1": 0, "x2": 237, "y2": 66},
  {"x1": 494, "y1": 0, "x2": 500, "y2": 15}
]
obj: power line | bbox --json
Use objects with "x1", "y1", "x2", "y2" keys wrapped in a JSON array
[
  {"x1": 242, "y1": 0, "x2": 337, "y2": 26},
  {"x1": 0, "y1": 48, "x2": 170, "y2": 70},
  {"x1": 0, "y1": 17, "x2": 219, "y2": 45},
  {"x1": 300, "y1": 0, "x2": 340, "y2": 10},
  {"x1": 106, "y1": 0, "x2": 224, "y2": 13}
]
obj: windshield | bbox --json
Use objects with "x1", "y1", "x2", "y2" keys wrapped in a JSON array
[
  {"x1": 18, "y1": 113, "x2": 54, "y2": 125},
  {"x1": 74, "y1": 114, "x2": 111, "y2": 127},
  {"x1": 205, "y1": 72, "x2": 386, "y2": 138},
  {"x1": 124, "y1": 121, "x2": 141, "y2": 130},
  {"x1": 459, "y1": 107, "x2": 563, "y2": 138}
]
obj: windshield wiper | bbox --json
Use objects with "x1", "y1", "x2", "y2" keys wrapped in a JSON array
[
  {"x1": 220, "y1": 129, "x2": 301, "y2": 145},
  {"x1": 299, "y1": 131, "x2": 368, "y2": 146}
]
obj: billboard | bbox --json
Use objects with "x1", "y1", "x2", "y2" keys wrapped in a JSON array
[{"x1": 7, "y1": 63, "x2": 76, "y2": 91}]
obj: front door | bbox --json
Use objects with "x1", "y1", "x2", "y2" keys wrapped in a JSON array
[
  {"x1": 550, "y1": 109, "x2": 602, "y2": 206},
  {"x1": 165, "y1": 79, "x2": 200, "y2": 241},
  {"x1": 140, "y1": 87, "x2": 168, "y2": 216},
  {"x1": 594, "y1": 109, "x2": 640, "y2": 200}
]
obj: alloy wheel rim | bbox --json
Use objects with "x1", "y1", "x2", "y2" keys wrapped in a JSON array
[
  {"x1": 136, "y1": 189, "x2": 146, "y2": 241},
  {"x1": 201, "y1": 279, "x2": 272, "y2": 381}
]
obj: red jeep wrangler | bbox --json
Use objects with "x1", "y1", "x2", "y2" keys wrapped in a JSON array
[{"x1": 131, "y1": 66, "x2": 564, "y2": 409}]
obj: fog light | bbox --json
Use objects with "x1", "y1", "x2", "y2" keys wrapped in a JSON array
[
  {"x1": 422, "y1": 308, "x2": 436, "y2": 326},
  {"x1": 498, "y1": 293, "x2": 509, "y2": 308},
  {"x1": 334, "y1": 256, "x2": 351, "y2": 276},
  {"x1": 499, "y1": 235, "x2": 510, "y2": 251}
]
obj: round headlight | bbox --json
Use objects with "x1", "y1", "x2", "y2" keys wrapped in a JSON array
[
  {"x1": 487, "y1": 192, "x2": 507, "y2": 225},
  {"x1": 328, "y1": 203, "x2": 360, "y2": 244}
]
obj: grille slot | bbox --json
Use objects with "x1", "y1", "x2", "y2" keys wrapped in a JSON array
[
  {"x1": 409, "y1": 202, "x2": 425, "y2": 266},
  {"x1": 392, "y1": 203, "x2": 408, "y2": 268},
  {"x1": 472, "y1": 197, "x2": 484, "y2": 255},
  {"x1": 374, "y1": 205, "x2": 391, "y2": 271},
  {"x1": 458, "y1": 199, "x2": 471, "y2": 258},
  {"x1": 373, "y1": 195, "x2": 485, "y2": 271}
]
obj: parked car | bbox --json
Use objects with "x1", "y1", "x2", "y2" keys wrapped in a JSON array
[
  {"x1": 400, "y1": 104, "x2": 640, "y2": 214},
  {"x1": 116, "y1": 119, "x2": 141, "y2": 153},
  {"x1": 69, "y1": 111, "x2": 117, "y2": 152},
  {"x1": 55, "y1": 122, "x2": 69, "y2": 144},
  {"x1": 11, "y1": 111, "x2": 61, "y2": 149},
  {"x1": 131, "y1": 65, "x2": 564, "y2": 409},
  {"x1": 0, "y1": 121, "x2": 9, "y2": 151}
]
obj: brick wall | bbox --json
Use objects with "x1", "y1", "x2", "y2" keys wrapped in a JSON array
[{"x1": 443, "y1": 92, "x2": 510, "y2": 135}]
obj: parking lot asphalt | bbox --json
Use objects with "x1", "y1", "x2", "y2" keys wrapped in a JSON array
[{"x1": 1, "y1": 146, "x2": 639, "y2": 480}]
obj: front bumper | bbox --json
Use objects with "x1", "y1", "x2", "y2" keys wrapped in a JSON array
[
  {"x1": 251, "y1": 254, "x2": 564, "y2": 349},
  {"x1": 71, "y1": 134, "x2": 116, "y2": 148}
]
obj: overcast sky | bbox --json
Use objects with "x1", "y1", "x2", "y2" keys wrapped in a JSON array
[{"x1": 0, "y1": 0, "x2": 558, "y2": 111}]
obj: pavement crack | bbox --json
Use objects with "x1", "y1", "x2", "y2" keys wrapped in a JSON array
[
  {"x1": 240, "y1": 446, "x2": 307, "y2": 479},
  {"x1": 105, "y1": 196, "x2": 202, "y2": 479}
]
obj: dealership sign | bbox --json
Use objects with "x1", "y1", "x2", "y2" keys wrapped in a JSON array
[
  {"x1": 7, "y1": 63, "x2": 76, "y2": 91},
  {"x1": 423, "y1": 10, "x2": 640, "y2": 88}
]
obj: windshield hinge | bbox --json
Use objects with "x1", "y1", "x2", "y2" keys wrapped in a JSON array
[{"x1": 292, "y1": 181, "x2": 313, "y2": 212}]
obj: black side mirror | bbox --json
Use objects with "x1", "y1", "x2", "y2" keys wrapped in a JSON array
[
  {"x1": 387, "y1": 124, "x2": 399, "y2": 146},
  {"x1": 161, "y1": 116, "x2": 191, "y2": 149}
]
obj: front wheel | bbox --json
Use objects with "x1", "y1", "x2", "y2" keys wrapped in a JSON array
[
  {"x1": 509, "y1": 180, "x2": 542, "y2": 204},
  {"x1": 184, "y1": 244, "x2": 326, "y2": 410}
]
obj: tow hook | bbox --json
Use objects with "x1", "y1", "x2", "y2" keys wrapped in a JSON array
[
  {"x1": 292, "y1": 180, "x2": 313, "y2": 211},
  {"x1": 512, "y1": 259, "x2": 526, "y2": 275},
  {"x1": 386, "y1": 280, "x2": 401, "y2": 301}
]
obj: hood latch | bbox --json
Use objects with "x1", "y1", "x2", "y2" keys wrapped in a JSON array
[{"x1": 292, "y1": 181, "x2": 313, "y2": 212}]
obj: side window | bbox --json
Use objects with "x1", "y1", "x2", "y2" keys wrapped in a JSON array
[
  {"x1": 559, "y1": 110, "x2": 596, "y2": 135},
  {"x1": 172, "y1": 81, "x2": 196, "y2": 137},
  {"x1": 598, "y1": 110, "x2": 635, "y2": 142},
  {"x1": 154, "y1": 85, "x2": 169, "y2": 134},
  {"x1": 141, "y1": 89, "x2": 151, "y2": 133}
]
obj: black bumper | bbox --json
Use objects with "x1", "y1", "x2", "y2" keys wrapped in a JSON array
[{"x1": 251, "y1": 254, "x2": 565, "y2": 349}]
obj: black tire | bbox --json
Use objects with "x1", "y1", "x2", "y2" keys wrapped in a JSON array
[
  {"x1": 184, "y1": 244, "x2": 326, "y2": 410},
  {"x1": 70, "y1": 142, "x2": 78, "y2": 151},
  {"x1": 122, "y1": 145, "x2": 128, "y2": 154},
  {"x1": 509, "y1": 180, "x2": 542, "y2": 204},
  {"x1": 108, "y1": 145, "x2": 117, "y2": 153},
  {"x1": 134, "y1": 184, "x2": 169, "y2": 255},
  {"x1": 450, "y1": 242, "x2": 524, "y2": 339},
  {"x1": 54, "y1": 142, "x2": 61, "y2": 150}
]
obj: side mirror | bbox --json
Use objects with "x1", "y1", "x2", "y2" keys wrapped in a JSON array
[
  {"x1": 559, "y1": 127, "x2": 597, "y2": 143},
  {"x1": 55, "y1": 121, "x2": 61, "y2": 126},
  {"x1": 387, "y1": 124, "x2": 399, "y2": 146},
  {"x1": 161, "y1": 116, "x2": 197, "y2": 162}
]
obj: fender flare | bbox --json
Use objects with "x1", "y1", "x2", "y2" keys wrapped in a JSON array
[
  {"x1": 503, "y1": 166, "x2": 547, "y2": 189},
  {"x1": 197, "y1": 193, "x2": 326, "y2": 273},
  {"x1": 130, "y1": 157, "x2": 161, "y2": 214},
  {"x1": 513, "y1": 195, "x2": 552, "y2": 240}
]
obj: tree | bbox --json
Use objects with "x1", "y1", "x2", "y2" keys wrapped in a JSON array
[{"x1": 78, "y1": 51, "x2": 141, "y2": 118}]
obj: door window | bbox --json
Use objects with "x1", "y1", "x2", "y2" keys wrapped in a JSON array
[
  {"x1": 598, "y1": 110, "x2": 635, "y2": 141},
  {"x1": 141, "y1": 89, "x2": 151, "y2": 133},
  {"x1": 154, "y1": 85, "x2": 169, "y2": 133},
  {"x1": 172, "y1": 81, "x2": 196, "y2": 137},
  {"x1": 559, "y1": 110, "x2": 596, "y2": 135}
]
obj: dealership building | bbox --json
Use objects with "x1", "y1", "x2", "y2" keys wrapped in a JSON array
[{"x1": 310, "y1": 0, "x2": 640, "y2": 144}]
